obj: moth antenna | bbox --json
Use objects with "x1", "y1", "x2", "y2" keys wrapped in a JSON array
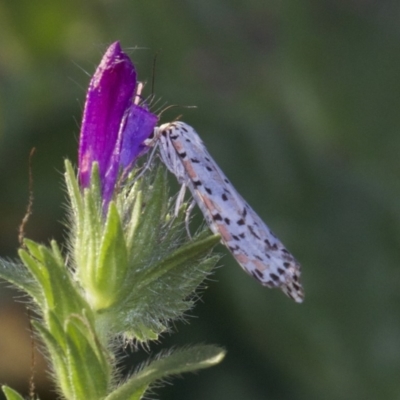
[
  {"x1": 149, "y1": 51, "x2": 160, "y2": 106},
  {"x1": 158, "y1": 104, "x2": 197, "y2": 119}
]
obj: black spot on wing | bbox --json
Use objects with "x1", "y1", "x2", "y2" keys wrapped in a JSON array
[
  {"x1": 169, "y1": 129, "x2": 179, "y2": 140},
  {"x1": 212, "y1": 213, "x2": 223, "y2": 221},
  {"x1": 255, "y1": 269, "x2": 264, "y2": 278},
  {"x1": 178, "y1": 151, "x2": 187, "y2": 159},
  {"x1": 228, "y1": 244, "x2": 240, "y2": 253},
  {"x1": 221, "y1": 193, "x2": 228, "y2": 201},
  {"x1": 205, "y1": 187, "x2": 213, "y2": 195},
  {"x1": 292, "y1": 282, "x2": 301, "y2": 291},
  {"x1": 264, "y1": 239, "x2": 278, "y2": 250},
  {"x1": 248, "y1": 224, "x2": 261, "y2": 240},
  {"x1": 251, "y1": 269, "x2": 264, "y2": 282},
  {"x1": 251, "y1": 271, "x2": 262, "y2": 282},
  {"x1": 270, "y1": 273, "x2": 280, "y2": 282}
]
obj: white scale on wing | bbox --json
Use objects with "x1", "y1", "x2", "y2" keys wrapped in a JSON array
[{"x1": 152, "y1": 121, "x2": 304, "y2": 303}]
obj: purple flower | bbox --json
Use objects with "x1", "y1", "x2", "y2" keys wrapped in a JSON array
[{"x1": 78, "y1": 41, "x2": 157, "y2": 209}]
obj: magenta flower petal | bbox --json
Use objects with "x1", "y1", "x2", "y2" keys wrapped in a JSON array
[
  {"x1": 120, "y1": 104, "x2": 158, "y2": 169},
  {"x1": 78, "y1": 41, "x2": 158, "y2": 210},
  {"x1": 78, "y1": 41, "x2": 136, "y2": 189}
]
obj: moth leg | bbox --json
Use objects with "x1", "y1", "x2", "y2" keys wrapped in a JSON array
[
  {"x1": 174, "y1": 183, "x2": 187, "y2": 217},
  {"x1": 173, "y1": 184, "x2": 195, "y2": 239},
  {"x1": 130, "y1": 140, "x2": 159, "y2": 184},
  {"x1": 184, "y1": 199, "x2": 196, "y2": 240}
]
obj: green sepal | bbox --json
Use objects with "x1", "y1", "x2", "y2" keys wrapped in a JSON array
[
  {"x1": 64, "y1": 159, "x2": 84, "y2": 231},
  {"x1": 124, "y1": 187, "x2": 142, "y2": 253},
  {"x1": 73, "y1": 162, "x2": 103, "y2": 292},
  {"x1": 105, "y1": 345, "x2": 226, "y2": 400},
  {"x1": 88, "y1": 162, "x2": 102, "y2": 209},
  {"x1": 91, "y1": 201, "x2": 128, "y2": 310},
  {"x1": 2, "y1": 386, "x2": 25, "y2": 400},
  {"x1": 125, "y1": 166, "x2": 168, "y2": 268},
  {"x1": 77, "y1": 188, "x2": 102, "y2": 288}
]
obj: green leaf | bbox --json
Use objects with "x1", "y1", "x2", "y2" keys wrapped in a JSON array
[
  {"x1": 44, "y1": 311, "x2": 68, "y2": 349},
  {"x1": 0, "y1": 258, "x2": 42, "y2": 305},
  {"x1": 105, "y1": 345, "x2": 226, "y2": 400},
  {"x1": 24, "y1": 238, "x2": 45, "y2": 261},
  {"x1": 65, "y1": 320, "x2": 110, "y2": 400},
  {"x1": 2, "y1": 386, "x2": 25, "y2": 400},
  {"x1": 39, "y1": 245, "x2": 87, "y2": 319},
  {"x1": 136, "y1": 233, "x2": 220, "y2": 290},
  {"x1": 18, "y1": 248, "x2": 54, "y2": 309},
  {"x1": 103, "y1": 230, "x2": 220, "y2": 341},
  {"x1": 65, "y1": 313, "x2": 109, "y2": 370},
  {"x1": 33, "y1": 321, "x2": 72, "y2": 399}
]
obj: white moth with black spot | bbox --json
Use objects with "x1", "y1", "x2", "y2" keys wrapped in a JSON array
[{"x1": 151, "y1": 121, "x2": 304, "y2": 303}]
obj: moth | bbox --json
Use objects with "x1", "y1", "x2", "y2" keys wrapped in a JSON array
[{"x1": 150, "y1": 121, "x2": 304, "y2": 303}]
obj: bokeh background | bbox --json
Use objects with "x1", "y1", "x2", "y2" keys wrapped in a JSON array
[{"x1": 1, "y1": 1, "x2": 400, "y2": 399}]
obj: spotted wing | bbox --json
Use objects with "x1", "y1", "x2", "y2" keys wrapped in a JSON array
[{"x1": 157, "y1": 121, "x2": 304, "y2": 303}]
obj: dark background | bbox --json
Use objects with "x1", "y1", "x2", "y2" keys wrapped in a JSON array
[{"x1": 1, "y1": 1, "x2": 400, "y2": 399}]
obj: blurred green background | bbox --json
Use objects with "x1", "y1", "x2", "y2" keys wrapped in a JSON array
[{"x1": 1, "y1": 1, "x2": 400, "y2": 399}]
